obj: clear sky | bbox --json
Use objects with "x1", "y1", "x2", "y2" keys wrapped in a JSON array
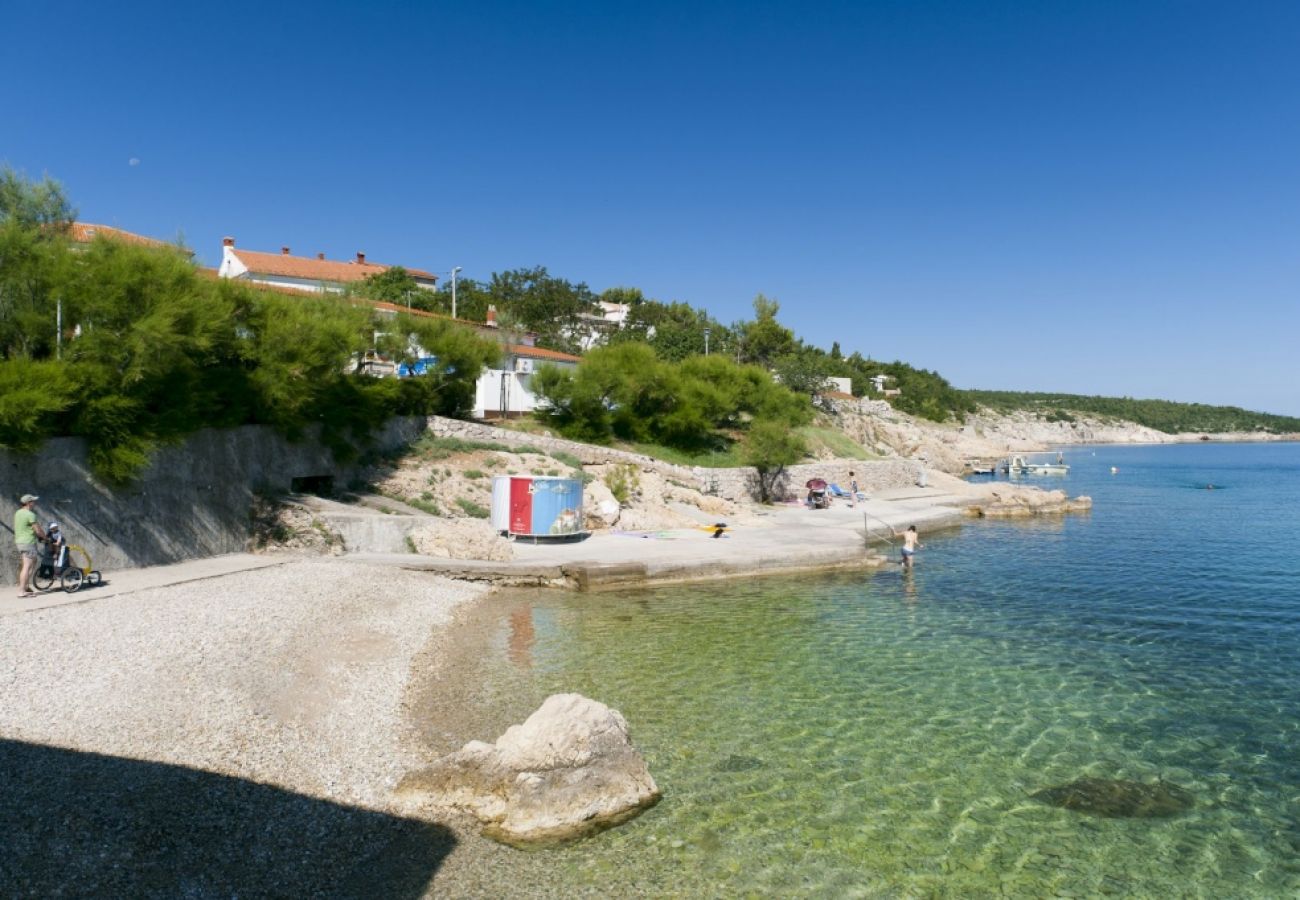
[{"x1": 6, "y1": 1, "x2": 1298, "y2": 414}]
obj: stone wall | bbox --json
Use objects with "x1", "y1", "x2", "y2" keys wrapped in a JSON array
[
  {"x1": 426, "y1": 417, "x2": 699, "y2": 482},
  {"x1": 696, "y1": 459, "x2": 924, "y2": 503},
  {"x1": 1, "y1": 418, "x2": 424, "y2": 584},
  {"x1": 426, "y1": 417, "x2": 925, "y2": 503}
]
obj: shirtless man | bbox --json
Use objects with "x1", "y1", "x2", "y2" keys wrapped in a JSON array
[{"x1": 900, "y1": 525, "x2": 922, "y2": 568}]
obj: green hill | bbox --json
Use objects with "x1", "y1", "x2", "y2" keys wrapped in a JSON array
[{"x1": 965, "y1": 391, "x2": 1300, "y2": 435}]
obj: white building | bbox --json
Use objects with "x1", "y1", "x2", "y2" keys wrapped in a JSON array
[
  {"x1": 218, "y1": 237, "x2": 438, "y2": 294},
  {"x1": 573, "y1": 300, "x2": 632, "y2": 350},
  {"x1": 360, "y1": 300, "x2": 582, "y2": 419},
  {"x1": 473, "y1": 342, "x2": 581, "y2": 419},
  {"x1": 218, "y1": 238, "x2": 582, "y2": 419}
]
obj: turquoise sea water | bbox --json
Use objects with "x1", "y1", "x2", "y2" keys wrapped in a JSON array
[{"x1": 450, "y1": 443, "x2": 1300, "y2": 897}]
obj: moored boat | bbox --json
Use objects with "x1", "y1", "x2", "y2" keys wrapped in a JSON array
[{"x1": 1005, "y1": 454, "x2": 1070, "y2": 475}]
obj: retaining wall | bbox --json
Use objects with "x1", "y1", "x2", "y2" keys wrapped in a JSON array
[{"x1": 1, "y1": 419, "x2": 424, "y2": 584}]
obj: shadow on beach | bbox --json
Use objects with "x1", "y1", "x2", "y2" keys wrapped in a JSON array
[{"x1": 0, "y1": 738, "x2": 454, "y2": 898}]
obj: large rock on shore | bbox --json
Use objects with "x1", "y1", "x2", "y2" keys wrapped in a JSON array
[{"x1": 399, "y1": 693, "x2": 660, "y2": 846}]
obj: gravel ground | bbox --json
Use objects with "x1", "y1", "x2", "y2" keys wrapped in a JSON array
[{"x1": 0, "y1": 558, "x2": 486, "y2": 897}]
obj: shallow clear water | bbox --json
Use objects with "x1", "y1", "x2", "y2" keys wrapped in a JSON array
[{"x1": 452, "y1": 443, "x2": 1300, "y2": 897}]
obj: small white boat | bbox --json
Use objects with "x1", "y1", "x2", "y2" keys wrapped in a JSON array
[{"x1": 1006, "y1": 454, "x2": 1070, "y2": 475}]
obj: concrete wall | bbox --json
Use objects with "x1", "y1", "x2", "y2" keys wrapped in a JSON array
[{"x1": 1, "y1": 418, "x2": 424, "y2": 584}]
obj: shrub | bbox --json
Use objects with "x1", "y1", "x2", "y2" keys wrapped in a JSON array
[
  {"x1": 548, "y1": 449, "x2": 583, "y2": 469},
  {"x1": 455, "y1": 498, "x2": 490, "y2": 518},
  {"x1": 532, "y1": 345, "x2": 812, "y2": 454},
  {"x1": 0, "y1": 173, "x2": 503, "y2": 482},
  {"x1": 604, "y1": 463, "x2": 640, "y2": 505}
]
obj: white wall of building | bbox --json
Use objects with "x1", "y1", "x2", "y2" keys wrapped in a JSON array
[
  {"x1": 217, "y1": 245, "x2": 247, "y2": 280},
  {"x1": 474, "y1": 369, "x2": 537, "y2": 418}
]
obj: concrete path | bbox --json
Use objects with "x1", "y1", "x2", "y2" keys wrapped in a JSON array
[
  {"x1": 350, "y1": 492, "x2": 972, "y2": 590},
  {"x1": 3, "y1": 553, "x2": 289, "y2": 617},
  {"x1": 3, "y1": 486, "x2": 978, "y2": 612}
]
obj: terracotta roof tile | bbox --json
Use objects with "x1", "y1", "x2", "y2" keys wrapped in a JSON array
[
  {"x1": 231, "y1": 248, "x2": 437, "y2": 284},
  {"x1": 505, "y1": 344, "x2": 581, "y2": 363},
  {"x1": 71, "y1": 222, "x2": 181, "y2": 251}
]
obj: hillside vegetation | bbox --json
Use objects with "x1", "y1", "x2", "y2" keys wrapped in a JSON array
[
  {"x1": 0, "y1": 170, "x2": 500, "y2": 482},
  {"x1": 967, "y1": 391, "x2": 1300, "y2": 435}
]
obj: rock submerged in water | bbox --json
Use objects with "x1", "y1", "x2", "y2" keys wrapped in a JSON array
[
  {"x1": 1031, "y1": 777, "x2": 1195, "y2": 819},
  {"x1": 397, "y1": 693, "x2": 660, "y2": 847},
  {"x1": 713, "y1": 754, "x2": 764, "y2": 773}
]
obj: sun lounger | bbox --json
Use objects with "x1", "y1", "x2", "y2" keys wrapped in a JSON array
[{"x1": 829, "y1": 483, "x2": 867, "y2": 501}]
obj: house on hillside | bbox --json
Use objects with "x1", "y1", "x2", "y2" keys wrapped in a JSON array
[
  {"x1": 474, "y1": 341, "x2": 580, "y2": 419},
  {"x1": 217, "y1": 237, "x2": 438, "y2": 294},
  {"x1": 870, "y1": 374, "x2": 901, "y2": 397},
  {"x1": 573, "y1": 299, "x2": 633, "y2": 350},
  {"x1": 364, "y1": 300, "x2": 580, "y2": 418},
  {"x1": 345, "y1": 297, "x2": 580, "y2": 419},
  {"x1": 215, "y1": 238, "x2": 580, "y2": 419}
]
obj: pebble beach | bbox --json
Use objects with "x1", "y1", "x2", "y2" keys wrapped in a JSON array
[{"x1": 0, "y1": 559, "x2": 487, "y2": 896}]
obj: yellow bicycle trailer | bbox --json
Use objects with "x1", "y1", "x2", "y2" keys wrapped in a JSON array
[{"x1": 32, "y1": 541, "x2": 101, "y2": 593}]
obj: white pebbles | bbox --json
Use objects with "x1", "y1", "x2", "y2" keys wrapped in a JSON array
[{"x1": 0, "y1": 558, "x2": 486, "y2": 808}]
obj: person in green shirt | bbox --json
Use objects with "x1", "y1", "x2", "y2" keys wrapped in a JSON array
[{"x1": 13, "y1": 493, "x2": 47, "y2": 597}]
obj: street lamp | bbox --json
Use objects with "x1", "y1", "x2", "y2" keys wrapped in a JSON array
[
  {"x1": 450, "y1": 266, "x2": 463, "y2": 319},
  {"x1": 703, "y1": 327, "x2": 711, "y2": 356}
]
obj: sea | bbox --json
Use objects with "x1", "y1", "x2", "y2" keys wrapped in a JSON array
[{"x1": 438, "y1": 442, "x2": 1300, "y2": 897}]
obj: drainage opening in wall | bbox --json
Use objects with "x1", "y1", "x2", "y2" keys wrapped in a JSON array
[{"x1": 291, "y1": 475, "x2": 335, "y2": 496}]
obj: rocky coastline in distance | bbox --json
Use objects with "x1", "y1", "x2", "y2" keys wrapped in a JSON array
[{"x1": 823, "y1": 398, "x2": 1298, "y2": 478}]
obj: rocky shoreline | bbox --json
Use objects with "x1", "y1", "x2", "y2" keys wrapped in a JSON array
[{"x1": 817, "y1": 397, "x2": 1297, "y2": 477}]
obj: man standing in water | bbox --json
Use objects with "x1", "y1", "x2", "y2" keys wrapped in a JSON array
[{"x1": 900, "y1": 525, "x2": 922, "y2": 568}]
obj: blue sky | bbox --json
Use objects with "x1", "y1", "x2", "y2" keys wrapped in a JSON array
[{"x1": 6, "y1": 1, "x2": 1298, "y2": 414}]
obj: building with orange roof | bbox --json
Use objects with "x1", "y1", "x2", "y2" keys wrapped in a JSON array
[
  {"x1": 209, "y1": 257, "x2": 579, "y2": 418},
  {"x1": 217, "y1": 236, "x2": 438, "y2": 294}
]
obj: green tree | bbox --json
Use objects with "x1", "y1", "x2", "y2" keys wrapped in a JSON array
[
  {"x1": 0, "y1": 169, "x2": 502, "y2": 480},
  {"x1": 532, "y1": 345, "x2": 812, "y2": 453},
  {"x1": 0, "y1": 167, "x2": 77, "y2": 359},
  {"x1": 773, "y1": 349, "x2": 834, "y2": 398},
  {"x1": 737, "y1": 294, "x2": 795, "y2": 366},
  {"x1": 355, "y1": 266, "x2": 430, "y2": 310},
  {"x1": 599, "y1": 286, "x2": 645, "y2": 307},
  {"x1": 744, "y1": 419, "x2": 807, "y2": 502},
  {"x1": 609, "y1": 299, "x2": 729, "y2": 361},
  {"x1": 487, "y1": 266, "x2": 598, "y2": 353}
]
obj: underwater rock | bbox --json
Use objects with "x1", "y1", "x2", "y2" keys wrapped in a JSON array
[
  {"x1": 1031, "y1": 777, "x2": 1195, "y2": 818},
  {"x1": 397, "y1": 693, "x2": 660, "y2": 846},
  {"x1": 713, "y1": 754, "x2": 764, "y2": 773}
]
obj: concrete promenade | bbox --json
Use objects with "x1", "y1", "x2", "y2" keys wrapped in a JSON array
[
  {"x1": 3, "y1": 486, "x2": 975, "y2": 614},
  {"x1": 353, "y1": 488, "x2": 970, "y2": 590}
]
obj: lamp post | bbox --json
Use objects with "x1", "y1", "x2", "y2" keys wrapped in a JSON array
[
  {"x1": 703, "y1": 327, "x2": 711, "y2": 356},
  {"x1": 450, "y1": 266, "x2": 462, "y2": 319}
]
